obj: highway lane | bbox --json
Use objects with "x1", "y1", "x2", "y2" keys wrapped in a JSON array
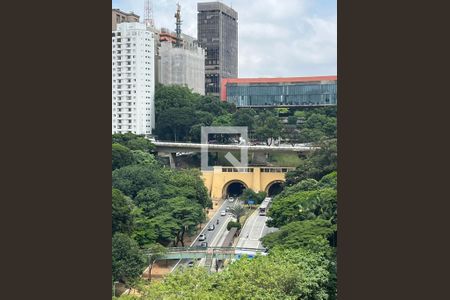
[
  {"x1": 236, "y1": 200, "x2": 278, "y2": 250},
  {"x1": 171, "y1": 199, "x2": 234, "y2": 271}
]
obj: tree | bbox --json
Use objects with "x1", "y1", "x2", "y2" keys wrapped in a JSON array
[
  {"x1": 155, "y1": 84, "x2": 199, "y2": 117},
  {"x1": 112, "y1": 133, "x2": 154, "y2": 152},
  {"x1": 156, "y1": 107, "x2": 196, "y2": 141},
  {"x1": 241, "y1": 189, "x2": 266, "y2": 204},
  {"x1": 282, "y1": 125, "x2": 302, "y2": 146},
  {"x1": 226, "y1": 221, "x2": 242, "y2": 231},
  {"x1": 112, "y1": 233, "x2": 147, "y2": 283},
  {"x1": 130, "y1": 248, "x2": 332, "y2": 300},
  {"x1": 285, "y1": 139, "x2": 337, "y2": 186},
  {"x1": 168, "y1": 197, "x2": 205, "y2": 246},
  {"x1": 231, "y1": 108, "x2": 256, "y2": 131},
  {"x1": 268, "y1": 187, "x2": 337, "y2": 228},
  {"x1": 212, "y1": 114, "x2": 233, "y2": 126},
  {"x1": 112, "y1": 164, "x2": 163, "y2": 198},
  {"x1": 229, "y1": 204, "x2": 246, "y2": 224},
  {"x1": 287, "y1": 115, "x2": 298, "y2": 125},
  {"x1": 126, "y1": 138, "x2": 155, "y2": 153},
  {"x1": 254, "y1": 111, "x2": 283, "y2": 145},
  {"x1": 112, "y1": 143, "x2": 134, "y2": 170},
  {"x1": 262, "y1": 219, "x2": 336, "y2": 250},
  {"x1": 131, "y1": 150, "x2": 157, "y2": 165},
  {"x1": 298, "y1": 128, "x2": 325, "y2": 143},
  {"x1": 112, "y1": 188, "x2": 135, "y2": 234},
  {"x1": 146, "y1": 244, "x2": 167, "y2": 282}
]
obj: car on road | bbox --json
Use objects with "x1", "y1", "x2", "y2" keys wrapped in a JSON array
[
  {"x1": 228, "y1": 197, "x2": 234, "y2": 203},
  {"x1": 187, "y1": 261, "x2": 194, "y2": 267},
  {"x1": 225, "y1": 206, "x2": 230, "y2": 212},
  {"x1": 198, "y1": 234, "x2": 206, "y2": 241},
  {"x1": 200, "y1": 241, "x2": 208, "y2": 248},
  {"x1": 220, "y1": 210, "x2": 226, "y2": 216},
  {"x1": 208, "y1": 224, "x2": 215, "y2": 231}
]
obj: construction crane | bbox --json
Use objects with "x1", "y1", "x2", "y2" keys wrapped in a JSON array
[
  {"x1": 144, "y1": 0, "x2": 154, "y2": 29},
  {"x1": 174, "y1": 3, "x2": 182, "y2": 48}
]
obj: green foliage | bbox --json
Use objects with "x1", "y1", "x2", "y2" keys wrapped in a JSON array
[
  {"x1": 226, "y1": 221, "x2": 242, "y2": 231},
  {"x1": 154, "y1": 85, "x2": 236, "y2": 142},
  {"x1": 268, "y1": 187, "x2": 337, "y2": 228},
  {"x1": 254, "y1": 110, "x2": 283, "y2": 145},
  {"x1": 128, "y1": 248, "x2": 331, "y2": 300},
  {"x1": 112, "y1": 133, "x2": 155, "y2": 153},
  {"x1": 240, "y1": 189, "x2": 266, "y2": 204},
  {"x1": 155, "y1": 84, "x2": 199, "y2": 116},
  {"x1": 112, "y1": 233, "x2": 147, "y2": 283},
  {"x1": 262, "y1": 219, "x2": 336, "y2": 250},
  {"x1": 319, "y1": 171, "x2": 337, "y2": 189},
  {"x1": 282, "y1": 125, "x2": 302, "y2": 146},
  {"x1": 285, "y1": 139, "x2": 337, "y2": 186},
  {"x1": 156, "y1": 106, "x2": 197, "y2": 141},
  {"x1": 112, "y1": 164, "x2": 164, "y2": 198},
  {"x1": 112, "y1": 143, "x2": 134, "y2": 170},
  {"x1": 287, "y1": 115, "x2": 298, "y2": 125},
  {"x1": 232, "y1": 108, "x2": 257, "y2": 130},
  {"x1": 131, "y1": 150, "x2": 157, "y2": 165},
  {"x1": 212, "y1": 113, "x2": 233, "y2": 126},
  {"x1": 112, "y1": 189, "x2": 135, "y2": 235}
]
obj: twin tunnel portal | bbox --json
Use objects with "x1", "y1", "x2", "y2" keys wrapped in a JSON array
[{"x1": 202, "y1": 166, "x2": 292, "y2": 200}]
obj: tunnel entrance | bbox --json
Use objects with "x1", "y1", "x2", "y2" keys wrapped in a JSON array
[
  {"x1": 267, "y1": 181, "x2": 284, "y2": 197},
  {"x1": 224, "y1": 181, "x2": 247, "y2": 198}
]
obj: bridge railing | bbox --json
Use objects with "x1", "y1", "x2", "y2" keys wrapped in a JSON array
[
  {"x1": 260, "y1": 167, "x2": 296, "y2": 173},
  {"x1": 144, "y1": 246, "x2": 266, "y2": 256},
  {"x1": 222, "y1": 167, "x2": 254, "y2": 173}
]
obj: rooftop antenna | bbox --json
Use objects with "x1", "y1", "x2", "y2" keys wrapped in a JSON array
[
  {"x1": 144, "y1": 0, "x2": 154, "y2": 29},
  {"x1": 174, "y1": 2, "x2": 182, "y2": 47}
]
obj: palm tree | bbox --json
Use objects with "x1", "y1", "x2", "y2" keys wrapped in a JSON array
[{"x1": 230, "y1": 204, "x2": 247, "y2": 224}]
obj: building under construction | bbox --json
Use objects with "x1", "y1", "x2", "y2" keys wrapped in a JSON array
[{"x1": 158, "y1": 4, "x2": 205, "y2": 95}]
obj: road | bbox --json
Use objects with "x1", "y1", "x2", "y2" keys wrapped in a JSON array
[
  {"x1": 236, "y1": 202, "x2": 278, "y2": 250},
  {"x1": 171, "y1": 199, "x2": 235, "y2": 272}
]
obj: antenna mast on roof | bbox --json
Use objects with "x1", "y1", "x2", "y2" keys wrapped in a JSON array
[
  {"x1": 144, "y1": 0, "x2": 154, "y2": 29},
  {"x1": 174, "y1": 2, "x2": 182, "y2": 47}
]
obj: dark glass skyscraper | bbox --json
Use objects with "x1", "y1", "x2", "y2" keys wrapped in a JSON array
[{"x1": 197, "y1": 2, "x2": 238, "y2": 96}]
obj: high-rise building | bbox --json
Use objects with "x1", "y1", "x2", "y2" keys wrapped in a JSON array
[
  {"x1": 112, "y1": 8, "x2": 140, "y2": 30},
  {"x1": 158, "y1": 25, "x2": 206, "y2": 95},
  {"x1": 197, "y1": 2, "x2": 238, "y2": 96},
  {"x1": 112, "y1": 22, "x2": 155, "y2": 135}
]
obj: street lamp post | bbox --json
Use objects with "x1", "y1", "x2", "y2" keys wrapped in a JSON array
[{"x1": 113, "y1": 281, "x2": 119, "y2": 297}]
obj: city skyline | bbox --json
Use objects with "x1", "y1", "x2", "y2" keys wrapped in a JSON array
[{"x1": 111, "y1": 0, "x2": 337, "y2": 78}]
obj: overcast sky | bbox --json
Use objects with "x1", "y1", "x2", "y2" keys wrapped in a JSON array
[{"x1": 112, "y1": 0, "x2": 336, "y2": 78}]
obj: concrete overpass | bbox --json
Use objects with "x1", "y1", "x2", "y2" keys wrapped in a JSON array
[
  {"x1": 153, "y1": 141, "x2": 317, "y2": 168},
  {"x1": 202, "y1": 166, "x2": 294, "y2": 200},
  {"x1": 154, "y1": 141, "x2": 317, "y2": 154}
]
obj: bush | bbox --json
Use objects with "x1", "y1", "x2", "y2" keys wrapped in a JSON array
[{"x1": 227, "y1": 221, "x2": 242, "y2": 231}]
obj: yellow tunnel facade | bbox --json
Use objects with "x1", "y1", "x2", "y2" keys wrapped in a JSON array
[{"x1": 201, "y1": 166, "x2": 292, "y2": 200}]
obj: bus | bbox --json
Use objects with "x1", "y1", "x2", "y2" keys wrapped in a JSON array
[{"x1": 259, "y1": 198, "x2": 271, "y2": 216}]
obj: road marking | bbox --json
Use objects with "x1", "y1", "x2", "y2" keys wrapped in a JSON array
[{"x1": 171, "y1": 200, "x2": 229, "y2": 272}]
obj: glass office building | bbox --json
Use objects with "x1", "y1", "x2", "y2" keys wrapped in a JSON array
[{"x1": 221, "y1": 76, "x2": 337, "y2": 107}]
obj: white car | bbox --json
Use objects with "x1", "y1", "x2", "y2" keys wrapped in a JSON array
[
  {"x1": 228, "y1": 197, "x2": 235, "y2": 203},
  {"x1": 198, "y1": 234, "x2": 207, "y2": 241},
  {"x1": 220, "y1": 210, "x2": 226, "y2": 216}
]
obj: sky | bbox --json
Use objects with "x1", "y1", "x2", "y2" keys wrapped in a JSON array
[{"x1": 112, "y1": 0, "x2": 336, "y2": 78}]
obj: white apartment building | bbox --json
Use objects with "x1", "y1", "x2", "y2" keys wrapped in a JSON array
[{"x1": 112, "y1": 22, "x2": 155, "y2": 136}]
